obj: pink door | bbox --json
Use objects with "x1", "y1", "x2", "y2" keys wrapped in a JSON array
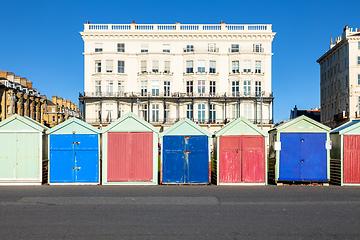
[
  {"x1": 242, "y1": 136, "x2": 265, "y2": 183},
  {"x1": 219, "y1": 135, "x2": 265, "y2": 183},
  {"x1": 219, "y1": 136, "x2": 241, "y2": 183},
  {"x1": 107, "y1": 132, "x2": 153, "y2": 182},
  {"x1": 343, "y1": 135, "x2": 360, "y2": 183}
]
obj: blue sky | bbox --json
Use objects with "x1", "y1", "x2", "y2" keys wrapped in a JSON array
[{"x1": 1, "y1": 0, "x2": 359, "y2": 123}]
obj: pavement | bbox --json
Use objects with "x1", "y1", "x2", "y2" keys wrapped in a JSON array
[{"x1": 0, "y1": 185, "x2": 359, "y2": 239}]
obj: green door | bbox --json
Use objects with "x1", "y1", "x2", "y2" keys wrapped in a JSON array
[
  {"x1": 0, "y1": 133, "x2": 17, "y2": 179},
  {"x1": 16, "y1": 132, "x2": 40, "y2": 179},
  {"x1": 0, "y1": 132, "x2": 40, "y2": 180}
]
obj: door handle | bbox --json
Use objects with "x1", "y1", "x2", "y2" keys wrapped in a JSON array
[
  {"x1": 73, "y1": 142, "x2": 81, "y2": 145},
  {"x1": 301, "y1": 160, "x2": 304, "y2": 163},
  {"x1": 73, "y1": 167, "x2": 81, "y2": 170}
]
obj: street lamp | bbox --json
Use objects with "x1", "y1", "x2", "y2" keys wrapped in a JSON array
[
  {"x1": 257, "y1": 91, "x2": 264, "y2": 130},
  {"x1": 136, "y1": 98, "x2": 141, "y2": 117}
]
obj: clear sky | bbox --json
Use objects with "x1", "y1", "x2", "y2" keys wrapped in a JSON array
[{"x1": 1, "y1": 0, "x2": 359, "y2": 123}]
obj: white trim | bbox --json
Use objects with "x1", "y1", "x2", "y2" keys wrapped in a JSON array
[
  {"x1": 342, "y1": 183, "x2": 360, "y2": 186},
  {"x1": 218, "y1": 183, "x2": 266, "y2": 186},
  {"x1": 0, "y1": 130, "x2": 39, "y2": 133}
]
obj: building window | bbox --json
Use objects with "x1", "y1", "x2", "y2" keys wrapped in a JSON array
[
  {"x1": 358, "y1": 74, "x2": 360, "y2": 85},
  {"x1": 95, "y1": 81, "x2": 101, "y2": 96},
  {"x1": 198, "y1": 104, "x2": 205, "y2": 123},
  {"x1": 209, "y1": 61, "x2": 216, "y2": 73},
  {"x1": 95, "y1": 60, "x2": 101, "y2": 73},
  {"x1": 163, "y1": 44, "x2": 170, "y2": 53},
  {"x1": 118, "y1": 61, "x2": 125, "y2": 73},
  {"x1": 141, "y1": 44, "x2": 148, "y2": 52},
  {"x1": 243, "y1": 60, "x2": 251, "y2": 73},
  {"x1": 52, "y1": 116, "x2": 56, "y2": 122},
  {"x1": 198, "y1": 60, "x2": 205, "y2": 73},
  {"x1": 345, "y1": 58, "x2": 348, "y2": 68},
  {"x1": 106, "y1": 81, "x2": 113, "y2": 95},
  {"x1": 232, "y1": 81, "x2": 239, "y2": 96},
  {"x1": 244, "y1": 104, "x2": 252, "y2": 120},
  {"x1": 152, "y1": 104, "x2": 159, "y2": 122},
  {"x1": 164, "y1": 81, "x2": 170, "y2": 96},
  {"x1": 141, "y1": 60, "x2": 147, "y2": 73},
  {"x1": 164, "y1": 104, "x2": 169, "y2": 120},
  {"x1": 186, "y1": 61, "x2": 193, "y2": 73},
  {"x1": 186, "y1": 81, "x2": 193, "y2": 94},
  {"x1": 198, "y1": 80, "x2": 205, "y2": 94},
  {"x1": 152, "y1": 60, "x2": 159, "y2": 73},
  {"x1": 358, "y1": 56, "x2": 360, "y2": 65},
  {"x1": 255, "y1": 61, "x2": 261, "y2": 73},
  {"x1": 118, "y1": 81, "x2": 124, "y2": 95},
  {"x1": 255, "y1": 81, "x2": 262, "y2": 96},
  {"x1": 186, "y1": 104, "x2": 193, "y2": 119},
  {"x1": 244, "y1": 81, "x2": 251, "y2": 96},
  {"x1": 141, "y1": 81, "x2": 147, "y2": 96},
  {"x1": 152, "y1": 81, "x2": 159, "y2": 96},
  {"x1": 142, "y1": 104, "x2": 148, "y2": 121},
  {"x1": 232, "y1": 61, "x2": 239, "y2": 73},
  {"x1": 232, "y1": 104, "x2": 239, "y2": 119},
  {"x1": 117, "y1": 43, "x2": 125, "y2": 52},
  {"x1": 164, "y1": 61, "x2": 170, "y2": 73},
  {"x1": 186, "y1": 45, "x2": 194, "y2": 52},
  {"x1": 358, "y1": 42, "x2": 360, "y2": 50},
  {"x1": 106, "y1": 60, "x2": 113, "y2": 73},
  {"x1": 208, "y1": 43, "x2": 216, "y2": 52},
  {"x1": 253, "y1": 44, "x2": 262, "y2": 52},
  {"x1": 210, "y1": 81, "x2": 216, "y2": 96},
  {"x1": 231, "y1": 44, "x2": 239, "y2": 53},
  {"x1": 210, "y1": 104, "x2": 216, "y2": 123},
  {"x1": 95, "y1": 43, "x2": 103, "y2": 52}
]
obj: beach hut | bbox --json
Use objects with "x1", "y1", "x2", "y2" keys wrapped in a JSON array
[
  {"x1": 213, "y1": 117, "x2": 268, "y2": 185},
  {"x1": 101, "y1": 112, "x2": 159, "y2": 185},
  {"x1": 268, "y1": 115, "x2": 331, "y2": 184},
  {"x1": 330, "y1": 120, "x2": 360, "y2": 186},
  {"x1": 46, "y1": 117, "x2": 101, "y2": 184},
  {"x1": 0, "y1": 114, "x2": 48, "y2": 185},
  {"x1": 160, "y1": 118, "x2": 212, "y2": 184}
]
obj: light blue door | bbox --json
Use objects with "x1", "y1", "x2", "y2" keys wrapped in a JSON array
[{"x1": 50, "y1": 134, "x2": 99, "y2": 183}]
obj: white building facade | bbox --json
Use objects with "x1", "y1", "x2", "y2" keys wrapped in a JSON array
[
  {"x1": 317, "y1": 25, "x2": 360, "y2": 128},
  {"x1": 80, "y1": 22, "x2": 275, "y2": 133}
]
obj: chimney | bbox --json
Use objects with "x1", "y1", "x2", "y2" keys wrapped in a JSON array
[
  {"x1": 52, "y1": 95, "x2": 57, "y2": 104},
  {"x1": 14, "y1": 76, "x2": 21, "y2": 84},
  {"x1": 0, "y1": 70, "x2": 7, "y2": 79},
  {"x1": 20, "y1": 77, "x2": 27, "y2": 87},
  {"x1": 26, "y1": 81, "x2": 32, "y2": 89},
  {"x1": 7, "y1": 72, "x2": 15, "y2": 81}
]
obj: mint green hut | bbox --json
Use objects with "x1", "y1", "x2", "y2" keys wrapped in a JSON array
[
  {"x1": 46, "y1": 118, "x2": 101, "y2": 185},
  {"x1": 0, "y1": 114, "x2": 48, "y2": 185},
  {"x1": 160, "y1": 118, "x2": 212, "y2": 184},
  {"x1": 268, "y1": 115, "x2": 331, "y2": 184},
  {"x1": 101, "y1": 112, "x2": 159, "y2": 185},
  {"x1": 213, "y1": 117, "x2": 268, "y2": 185}
]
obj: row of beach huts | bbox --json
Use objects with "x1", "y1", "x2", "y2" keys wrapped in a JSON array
[{"x1": 0, "y1": 112, "x2": 359, "y2": 186}]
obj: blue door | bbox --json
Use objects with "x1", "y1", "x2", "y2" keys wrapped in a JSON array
[
  {"x1": 162, "y1": 135, "x2": 209, "y2": 183},
  {"x1": 50, "y1": 134, "x2": 99, "y2": 183},
  {"x1": 279, "y1": 133, "x2": 327, "y2": 181}
]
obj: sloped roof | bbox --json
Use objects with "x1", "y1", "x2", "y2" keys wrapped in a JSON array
[
  {"x1": 331, "y1": 120, "x2": 360, "y2": 134},
  {"x1": 270, "y1": 115, "x2": 331, "y2": 133},
  {"x1": 214, "y1": 116, "x2": 268, "y2": 137},
  {"x1": 46, "y1": 117, "x2": 101, "y2": 134},
  {"x1": 102, "y1": 111, "x2": 159, "y2": 133},
  {"x1": 160, "y1": 118, "x2": 211, "y2": 137},
  {"x1": 0, "y1": 114, "x2": 48, "y2": 132}
]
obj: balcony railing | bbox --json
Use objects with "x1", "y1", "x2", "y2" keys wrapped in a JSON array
[
  {"x1": 83, "y1": 91, "x2": 274, "y2": 98},
  {"x1": 84, "y1": 23, "x2": 272, "y2": 33},
  {"x1": 85, "y1": 117, "x2": 273, "y2": 125}
]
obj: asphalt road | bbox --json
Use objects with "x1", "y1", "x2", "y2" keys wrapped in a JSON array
[{"x1": 0, "y1": 185, "x2": 359, "y2": 239}]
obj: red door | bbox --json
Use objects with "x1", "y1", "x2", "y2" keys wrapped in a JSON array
[
  {"x1": 107, "y1": 132, "x2": 153, "y2": 182},
  {"x1": 242, "y1": 136, "x2": 265, "y2": 183},
  {"x1": 219, "y1": 136, "x2": 241, "y2": 183},
  {"x1": 343, "y1": 135, "x2": 360, "y2": 183},
  {"x1": 219, "y1": 135, "x2": 265, "y2": 183}
]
